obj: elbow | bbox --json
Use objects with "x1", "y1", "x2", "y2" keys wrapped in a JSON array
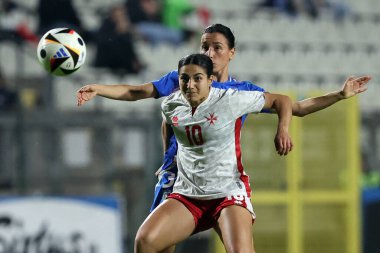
[
  {"x1": 292, "y1": 102, "x2": 307, "y2": 117},
  {"x1": 293, "y1": 111, "x2": 306, "y2": 117},
  {"x1": 128, "y1": 97, "x2": 139, "y2": 102},
  {"x1": 125, "y1": 90, "x2": 142, "y2": 101}
]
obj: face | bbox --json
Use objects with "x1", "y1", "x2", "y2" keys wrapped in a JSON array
[
  {"x1": 179, "y1": 64, "x2": 213, "y2": 107},
  {"x1": 200, "y1": 32, "x2": 235, "y2": 78}
]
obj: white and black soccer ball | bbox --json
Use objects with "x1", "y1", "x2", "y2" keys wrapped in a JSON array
[{"x1": 37, "y1": 28, "x2": 86, "y2": 76}]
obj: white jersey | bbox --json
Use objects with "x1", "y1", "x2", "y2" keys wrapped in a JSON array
[{"x1": 161, "y1": 87, "x2": 265, "y2": 200}]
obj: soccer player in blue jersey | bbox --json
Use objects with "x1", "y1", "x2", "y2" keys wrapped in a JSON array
[{"x1": 77, "y1": 24, "x2": 371, "y2": 213}]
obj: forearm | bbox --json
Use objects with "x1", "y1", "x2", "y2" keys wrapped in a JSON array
[
  {"x1": 293, "y1": 90, "x2": 345, "y2": 117},
  {"x1": 262, "y1": 93, "x2": 293, "y2": 155},
  {"x1": 161, "y1": 120, "x2": 170, "y2": 154},
  {"x1": 93, "y1": 83, "x2": 156, "y2": 101},
  {"x1": 273, "y1": 95, "x2": 293, "y2": 131}
]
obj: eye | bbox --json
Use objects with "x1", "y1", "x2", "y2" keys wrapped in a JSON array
[
  {"x1": 195, "y1": 76, "x2": 202, "y2": 82},
  {"x1": 180, "y1": 76, "x2": 189, "y2": 83},
  {"x1": 200, "y1": 45, "x2": 208, "y2": 52}
]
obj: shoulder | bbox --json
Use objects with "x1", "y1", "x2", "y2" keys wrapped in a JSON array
[
  {"x1": 161, "y1": 90, "x2": 182, "y2": 109},
  {"x1": 162, "y1": 70, "x2": 179, "y2": 81},
  {"x1": 167, "y1": 70, "x2": 179, "y2": 78},
  {"x1": 151, "y1": 70, "x2": 179, "y2": 98},
  {"x1": 212, "y1": 80, "x2": 266, "y2": 92},
  {"x1": 236, "y1": 81, "x2": 265, "y2": 91},
  {"x1": 209, "y1": 86, "x2": 229, "y2": 97}
]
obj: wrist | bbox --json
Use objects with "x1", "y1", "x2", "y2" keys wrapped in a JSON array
[
  {"x1": 91, "y1": 84, "x2": 101, "y2": 95},
  {"x1": 338, "y1": 90, "x2": 346, "y2": 100},
  {"x1": 277, "y1": 124, "x2": 290, "y2": 133}
]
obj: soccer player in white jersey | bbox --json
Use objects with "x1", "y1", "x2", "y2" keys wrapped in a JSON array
[
  {"x1": 76, "y1": 24, "x2": 371, "y2": 253},
  {"x1": 77, "y1": 23, "x2": 371, "y2": 212},
  {"x1": 134, "y1": 53, "x2": 293, "y2": 253}
]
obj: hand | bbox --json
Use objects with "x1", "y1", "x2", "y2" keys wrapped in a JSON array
[
  {"x1": 77, "y1": 84, "x2": 97, "y2": 106},
  {"x1": 340, "y1": 75, "x2": 371, "y2": 99},
  {"x1": 274, "y1": 129, "x2": 293, "y2": 156},
  {"x1": 155, "y1": 157, "x2": 177, "y2": 176}
]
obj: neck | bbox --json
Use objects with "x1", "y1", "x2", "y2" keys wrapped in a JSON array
[
  {"x1": 213, "y1": 68, "x2": 229, "y2": 82},
  {"x1": 190, "y1": 96, "x2": 205, "y2": 108}
]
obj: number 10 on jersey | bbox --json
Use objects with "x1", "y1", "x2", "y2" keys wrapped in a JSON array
[{"x1": 185, "y1": 125, "x2": 204, "y2": 146}]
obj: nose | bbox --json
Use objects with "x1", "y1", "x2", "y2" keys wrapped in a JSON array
[
  {"x1": 205, "y1": 47, "x2": 214, "y2": 58},
  {"x1": 187, "y1": 79, "x2": 195, "y2": 89}
]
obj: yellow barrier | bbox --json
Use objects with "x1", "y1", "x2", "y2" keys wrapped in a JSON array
[{"x1": 211, "y1": 94, "x2": 361, "y2": 253}]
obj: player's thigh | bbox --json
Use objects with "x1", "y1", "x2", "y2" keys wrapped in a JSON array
[
  {"x1": 215, "y1": 205, "x2": 254, "y2": 253},
  {"x1": 136, "y1": 198, "x2": 195, "y2": 249}
]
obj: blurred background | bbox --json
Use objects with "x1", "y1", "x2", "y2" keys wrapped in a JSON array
[{"x1": 0, "y1": 0, "x2": 380, "y2": 252}]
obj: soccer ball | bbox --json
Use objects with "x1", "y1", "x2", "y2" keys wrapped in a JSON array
[{"x1": 37, "y1": 28, "x2": 86, "y2": 76}]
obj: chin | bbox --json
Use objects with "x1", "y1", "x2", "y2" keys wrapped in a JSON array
[{"x1": 187, "y1": 97, "x2": 198, "y2": 106}]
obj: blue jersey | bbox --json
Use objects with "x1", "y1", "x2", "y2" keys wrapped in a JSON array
[{"x1": 150, "y1": 70, "x2": 266, "y2": 211}]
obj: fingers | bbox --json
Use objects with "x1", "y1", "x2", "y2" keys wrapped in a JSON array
[
  {"x1": 347, "y1": 75, "x2": 371, "y2": 86},
  {"x1": 357, "y1": 86, "x2": 368, "y2": 93},
  {"x1": 346, "y1": 75, "x2": 371, "y2": 85},
  {"x1": 275, "y1": 137, "x2": 293, "y2": 156},
  {"x1": 354, "y1": 75, "x2": 372, "y2": 85},
  {"x1": 155, "y1": 167, "x2": 162, "y2": 176},
  {"x1": 77, "y1": 91, "x2": 82, "y2": 106},
  {"x1": 77, "y1": 90, "x2": 89, "y2": 106},
  {"x1": 352, "y1": 76, "x2": 371, "y2": 94},
  {"x1": 77, "y1": 90, "x2": 86, "y2": 106},
  {"x1": 76, "y1": 85, "x2": 92, "y2": 106}
]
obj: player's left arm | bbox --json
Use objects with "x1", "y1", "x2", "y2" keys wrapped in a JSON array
[
  {"x1": 292, "y1": 75, "x2": 371, "y2": 117},
  {"x1": 262, "y1": 93, "x2": 293, "y2": 156},
  {"x1": 154, "y1": 119, "x2": 174, "y2": 177},
  {"x1": 161, "y1": 119, "x2": 174, "y2": 154}
]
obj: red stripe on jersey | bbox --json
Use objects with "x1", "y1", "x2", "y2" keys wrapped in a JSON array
[{"x1": 235, "y1": 117, "x2": 251, "y2": 197}]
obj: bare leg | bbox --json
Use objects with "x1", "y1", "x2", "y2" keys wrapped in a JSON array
[
  {"x1": 135, "y1": 199, "x2": 195, "y2": 253},
  {"x1": 215, "y1": 205, "x2": 255, "y2": 253}
]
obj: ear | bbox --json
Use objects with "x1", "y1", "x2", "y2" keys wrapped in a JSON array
[
  {"x1": 229, "y1": 47, "x2": 235, "y2": 61},
  {"x1": 208, "y1": 75, "x2": 214, "y2": 86}
]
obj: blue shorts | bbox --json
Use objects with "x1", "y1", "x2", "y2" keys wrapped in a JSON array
[{"x1": 150, "y1": 159, "x2": 178, "y2": 212}]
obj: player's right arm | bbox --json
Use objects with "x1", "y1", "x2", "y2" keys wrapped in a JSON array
[
  {"x1": 77, "y1": 70, "x2": 180, "y2": 106},
  {"x1": 262, "y1": 93, "x2": 293, "y2": 156},
  {"x1": 77, "y1": 82, "x2": 156, "y2": 106}
]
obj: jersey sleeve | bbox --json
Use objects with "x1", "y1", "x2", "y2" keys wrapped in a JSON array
[
  {"x1": 227, "y1": 89, "x2": 266, "y2": 118},
  {"x1": 151, "y1": 70, "x2": 179, "y2": 98},
  {"x1": 237, "y1": 81, "x2": 273, "y2": 114},
  {"x1": 230, "y1": 81, "x2": 272, "y2": 114},
  {"x1": 161, "y1": 111, "x2": 169, "y2": 124},
  {"x1": 213, "y1": 81, "x2": 268, "y2": 116},
  {"x1": 160, "y1": 96, "x2": 173, "y2": 124}
]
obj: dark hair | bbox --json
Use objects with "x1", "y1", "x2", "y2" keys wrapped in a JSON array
[
  {"x1": 203, "y1": 23, "x2": 235, "y2": 49},
  {"x1": 178, "y1": 54, "x2": 213, "y2": 77}
]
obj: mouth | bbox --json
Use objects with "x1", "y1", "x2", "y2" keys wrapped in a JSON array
[{"x1": 185, "y1": 92, "x2": 197, "y2": 97}]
